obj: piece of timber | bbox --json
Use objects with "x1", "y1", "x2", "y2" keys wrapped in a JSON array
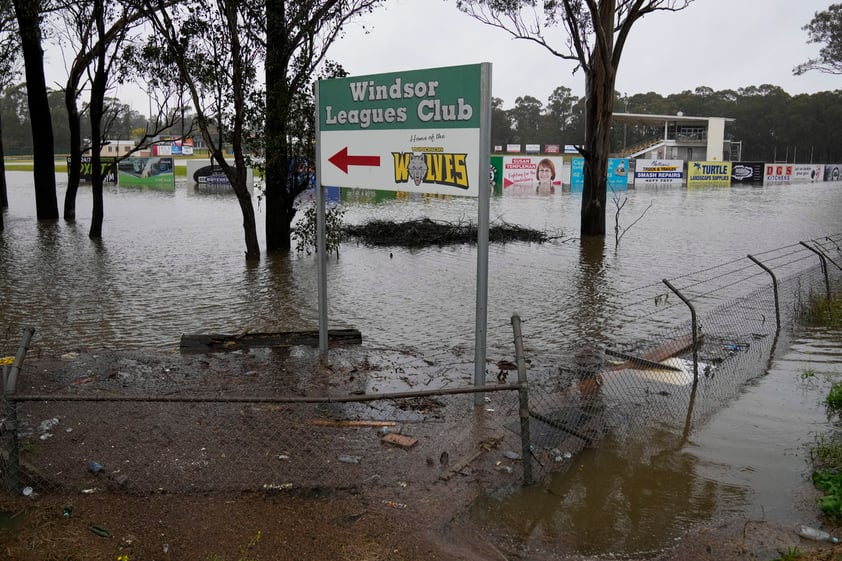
[
  {"x1": 180, "y1": 329, "x2": 362, "y2": 351},
  {"x1": 605, "y1": 333, "x2": 702, "y2": 371}
]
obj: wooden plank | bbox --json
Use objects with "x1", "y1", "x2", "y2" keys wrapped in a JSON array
[
  {"x1": 380, "y1": 433, "x2": 417, "y2": 449},
  {"x1": 179, "y1": 329, "x2": 362, "y2": 351},
  {"x1": 308, "y1": 419, "x2": 397, "y2": 428},
  {"x1": 606, "y1": 333, "x2": 702, "y2": 371},
  {"x1": 604, "y1": 349, "x2": 683, "y2": 371},
  {"x1": 440, "y1": 437, "x2": 502, "y2": 481}
]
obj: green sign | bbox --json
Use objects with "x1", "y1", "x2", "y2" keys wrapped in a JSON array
[
  {"x1": 319, "y1": 64, "x2": 482, "y2": 132},
  {"x1": 317, "y1": 63, "x2": 489, "y2": 197}
]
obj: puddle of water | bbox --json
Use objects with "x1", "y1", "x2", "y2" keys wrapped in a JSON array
[{"x1": 470, "y1": 325, "x2": 842, "y2": 559}]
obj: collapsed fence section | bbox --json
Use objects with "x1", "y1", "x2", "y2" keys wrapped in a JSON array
[{"x1": 515, "y1": 233, "x2": 842, "y2": 482}]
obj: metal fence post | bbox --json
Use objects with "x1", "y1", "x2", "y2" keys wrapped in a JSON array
[
  {"x1": 511, "y1": 314, "x2": 533, "y2": 486},
  {"x1": 2, "y1": 326, "x2": 34, "y2": 494},
  {"x1": 747, "y1": 254, "x2": 781, "y2": 330},
  {"x1": 662, "y1": 280, "x2": 699, "y2": 383},
  {"x1": 800, "y1": 241, "x2": 831, "y2": 300}
]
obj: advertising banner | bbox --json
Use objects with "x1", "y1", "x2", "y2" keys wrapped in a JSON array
[
  {"x1": 525, "y1": 144, "x2": 540, "y2": 153},
  {"x1": 117, "y1": 157, "x2": 175, "y2": 190},
  {"x1": 501, "y1": 155, "x2": 563, "y2": 194},
  {"x1": 186, "y1": 160, "x2": 255, "y2": 189},
  {"x1": 153, "y1": 137, "x2": 193, "y2": 156},
  {"x1": 318, "y1": 63, "x2": 489, "y2": 197},
  {"x1": 792, "y1": 164, "x2": 824, "y2": 183},
  {"x1": 634, "y1": 159, "x2": 683, "y2": 185},
  {"x1": 764, "y1": 163, "x2": 793, "y2": 185},
  {"x1": 67, "y1": 156, "x2": 117, "y2": 183},
  {"x1": 824, "y1": 164, "x2": 841, "y2": 182},
  {"x1": 506, "y1": 143, "x2": 521, "y2": 153},
  {"x1": 544, "y1": 144, "x2": 560, "y2": 154},
  {"x1": 687, "y1": 161, "x2": 732, "y2": 187},
  {"x1": 490, "y1": 155, "x2": 503, "y2": 194},
  {"x1": 730, "y1": 162, "x2": 764, "y2": 185},
  {"x1": 570, "y1": 158, "x2": 628, "y2": 192}
]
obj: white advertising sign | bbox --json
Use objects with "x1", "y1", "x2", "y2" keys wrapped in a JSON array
[{"x1": 634, "y1": 159, "x2": 684, "y2": 185}]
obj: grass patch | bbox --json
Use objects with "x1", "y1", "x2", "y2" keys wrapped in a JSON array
[
  {"x1": 829, "y1": 382, "x2": 842, "y2": 415},
  {"x1": 804, "y1": 293, "x2": 842, "y2": 328},
  {"x1": 772, "y1": 547, "x2": 804, "y2": 561},
  {"x1": 806, "y1": 291, "x2": 842, "y2": 522},
  {"x1": 773, "y1": 546, "x2": 802, "y2": 561}
]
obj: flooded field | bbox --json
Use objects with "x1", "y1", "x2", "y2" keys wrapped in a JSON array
[{"x1": 2, "y1": 171, "x2": 842, "y2": 558}]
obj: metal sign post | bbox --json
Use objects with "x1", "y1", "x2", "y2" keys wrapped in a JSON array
[
  {"x1": 314, "y1": 84, "x2": 328, "y2": 357},
  {"x1": 315, "y1": 63, "x2": 492, "y2": 384}
]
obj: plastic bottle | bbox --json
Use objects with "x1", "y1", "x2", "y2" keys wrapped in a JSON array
[{"x1": 798, "y1": 524, "x2": 839, "y2": 543}]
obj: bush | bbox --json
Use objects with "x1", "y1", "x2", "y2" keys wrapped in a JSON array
[{"x1": 292, "y1": 203, "x2": 345, "y2": 258}]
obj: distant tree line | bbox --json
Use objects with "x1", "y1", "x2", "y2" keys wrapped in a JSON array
[
  {"x1": 0, "y1": 82, "x2": 151, "y2": 155},
  {"x1": 5, "y1": 81, "x2": 838, "y2": 166},
  {"x1": 492, "y1": 84, "x2": 842, "y2": 164}
]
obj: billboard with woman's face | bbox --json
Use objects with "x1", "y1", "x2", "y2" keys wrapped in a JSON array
[{"x1": 501, "y1": 156, "x2": 564, "y2": 195}]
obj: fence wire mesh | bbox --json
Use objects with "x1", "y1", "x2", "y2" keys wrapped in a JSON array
[
  {"x1": 513, "y1": 233, "x2": 842, "y2": 481},
  {"x1": 3, "y1": 234, "x2": 842, "y2": 494}
]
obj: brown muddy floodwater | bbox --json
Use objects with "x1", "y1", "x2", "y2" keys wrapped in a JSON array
[{"x1": 2, "y1": 171, "x2": 842, "y2": 558}]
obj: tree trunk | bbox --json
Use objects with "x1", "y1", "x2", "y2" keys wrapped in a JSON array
[
  {"x1": 232, "y1": 172, "x2": 260, "y2": 260},
  {"x1": 88, "y1": 0, "x2": 105, "y2": 239},
  {"x1": 264, "y1": 0, "x2": 294, "y2": 252},
  {"x1": 12, "y1": 0, "x2": 58, "y2": 220},
  {"x1": 580, "y1": 0, "x2": 617, "y2": 237},
  {"x1": 0, "y1": 114, "x2": 7, "y2": 230},
  {"x1": 64, "y1": 88, "x2": 82, "y2": 220},
  {"x1": 0, "y1": 115, "x2": 7, "y2": 210}
]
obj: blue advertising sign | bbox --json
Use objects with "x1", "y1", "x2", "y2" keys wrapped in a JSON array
[{"x1": 570, "y1": 158, "x2": 629, "y2": 192}]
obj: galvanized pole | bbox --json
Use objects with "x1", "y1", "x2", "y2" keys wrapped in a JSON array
[
  {"x1": 473, "y1": 63, "x2": 492, "y2": 405},
  {"x1": 662, "y1": 280, "x2": 699, "y2": 383},
  {"x1": 747, "y1": 254, "x2": 781, "y2": 330},
  {"x1": 511, "y1": 314, "x2": 533, "y2": 485},
  {"x1": 3, "y1": 326, "x2": 34, "y2": 493},
  {"x1": 800, "y1": 241, "x2": 831, "y2": 299},
  {"x1": 315, "y1": 82, "x2": 328, "y2": 358}
]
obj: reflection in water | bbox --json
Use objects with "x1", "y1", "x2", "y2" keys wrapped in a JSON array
[{"x1": 472, "y1": 429, "x2": 747, "y2": 557}]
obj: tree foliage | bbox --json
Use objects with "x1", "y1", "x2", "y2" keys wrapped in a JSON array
[{"x1": 795, "y1": 3, "x2": 842, "y2": 75}]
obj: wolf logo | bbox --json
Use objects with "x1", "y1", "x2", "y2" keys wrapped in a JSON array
[{"x1": 407, "y1": 153, "x2": 427, "y2": 186}]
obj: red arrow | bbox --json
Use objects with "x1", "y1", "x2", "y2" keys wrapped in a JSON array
[{"x1": 328, "y1": 147, "x2": 380, "y2": 174}]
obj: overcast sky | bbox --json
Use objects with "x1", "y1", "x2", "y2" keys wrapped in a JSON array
[
  {"x1": 326, "y1": 0, "x2": 839, "y2": 109},
  {"x1": 103, "y1": 0, "x2": 839, "y2": 114}
]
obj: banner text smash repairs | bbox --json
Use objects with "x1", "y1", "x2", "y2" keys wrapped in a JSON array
[{"x1": 324, "y1": 77, "x2": 473, "y2": 128}]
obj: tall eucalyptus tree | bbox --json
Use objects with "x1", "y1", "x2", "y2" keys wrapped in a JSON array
[
  {"x1": 457, "y1": 0, "x2": 692, "y2": 237},
  {"x1": 52, "y1": 0, "x2": 148, "y2": 220},
  {"x1": 0, "y1": 0, "x2": 21, "y2": 226},
  {"x1": 263, "y1": 0, "x2": 383, "y2": 252},
  {"x1": 11, "y1": 0, "x2": 57, "y2": 219},
  {"x1": 140, "y1": 0, "x2": 264, "y2": 259}
]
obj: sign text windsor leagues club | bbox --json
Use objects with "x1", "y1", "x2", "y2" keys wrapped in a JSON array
[{"x1": 318, "y1": 64, "x2": 485, "y2": 197}]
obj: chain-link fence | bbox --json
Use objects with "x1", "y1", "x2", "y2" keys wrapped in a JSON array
[
  {"x1": 512, "y1": 233, "x2": 842, "y2": 481},
  {"x1": 3, "y1": 234, "x2": 842, "y2": 495}
]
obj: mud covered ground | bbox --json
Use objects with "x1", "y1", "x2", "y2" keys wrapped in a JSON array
[{"x1": 1, "y1": 345, "x2": 840, "y2": 561}]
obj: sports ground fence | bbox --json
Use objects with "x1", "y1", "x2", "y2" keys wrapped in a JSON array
[{"x1": 2, "y1": 233, "x2": 842, "y2": 496}]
